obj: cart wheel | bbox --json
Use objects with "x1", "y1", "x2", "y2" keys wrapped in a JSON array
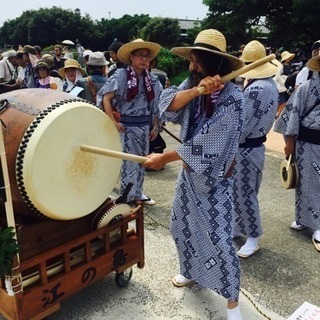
[{"x1": 115, "y1": 267, "x2": 133, "y2": 287}]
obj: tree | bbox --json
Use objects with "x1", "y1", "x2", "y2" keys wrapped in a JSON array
[
  {"x1": 97, "y1": 14, "x2": 151, "y2": 48},
  {"x1": 0, "y1": 7, "x2": 102, "y2": 50},
  {"x1": 202, "y1": 0, "x2": 320, "y2": 50},
  {"x1": 139, "y1": 18, "x2": 181, "y2": 48}
]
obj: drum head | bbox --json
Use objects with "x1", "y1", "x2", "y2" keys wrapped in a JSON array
[
  {"x1": 92, "y1": 203, "x2": 132, "y2": 237},
  {"x1": 280, "y1": 158, "x2": 298, "y2": 189},
  {"x1": 17, "y1": 100, "x2": 122, "y2": 220}
]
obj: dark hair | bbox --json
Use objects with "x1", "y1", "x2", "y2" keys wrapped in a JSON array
[
  {"x1": 194, "y1": 50, "x2": 231, "y2": 77},
  {"x1": 108, "y1": 41, "x2": 123, "y2": 53},
  {"x1": 34, "y1": 45, "x2": 42, "y2": 55}
]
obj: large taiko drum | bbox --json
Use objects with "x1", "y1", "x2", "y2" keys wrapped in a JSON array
[{"x1": 0, "y1": 89, "x2": 122, "y2": 222}]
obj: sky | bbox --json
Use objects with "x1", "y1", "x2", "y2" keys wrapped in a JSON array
[{"x1": 0, "y1": 0, "x2": 208, "y2": 26}]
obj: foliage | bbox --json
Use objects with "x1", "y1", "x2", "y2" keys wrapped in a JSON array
[
  {"x1": 202, "y1": 0, "x2": 320, "y2": 50},
  {"x1": 139, "y1": 18, "x2": 181, "y2": 48},
  {"x1": 157, "y1": 48, "x2": 188, "y2": 79},
  {"x1": 0, "y1": 227, "x2": 19, "y2": 278},
  {"x1": 0, "y1": 7, "x2": 102, "y2": 50},
  {"x1": 97, "y1": 14, "x2": 151, "y2": 48}
]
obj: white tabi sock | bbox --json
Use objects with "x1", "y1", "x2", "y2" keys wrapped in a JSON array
[{"x1": 227, "y1": 306, "x2": 242, "y2": 320}]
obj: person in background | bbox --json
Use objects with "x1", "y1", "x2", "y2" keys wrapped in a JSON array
[
  {"x1": 232, "y1": 40, "x2": 280, "y2": 258},
  {"x1": 97, "y1": 39, "x2": 162, "y2": 206},
  {"x1": 107, "y1": 40, "x2": 127, "y2": 77},
  {"x1": 41, "y1": 53, "x2": 62, "y2": 79},
  {"x1": 295, "y1": 40, "x2": 320, "y2": 87},
  {"x1": 143, "y1": 29, "x2": 245, "y2": 320},
  {"x1": 18, "y1": 45, "x2": 39, "y2": 88},
  {"x1": 59, "y1": 59, "x2": 84, "y2": 93},
  {"x1": 274, "y1": 50, "x2": 295, "y2": 117},
  {"x1": 148, "y1": 56, "x2": 168, "y2": 156},
  {"x1": 34, "y1": 60, "x2": 63, "y2": 90},
  {"x1": 34, "y1": 45, "x2": 42, "y2": 59},
  {"x1": 0, "y1": 50, "x2": 19, "y2": 84},
  {"x1": 76, "y1": 52, "x2": 108, "y2": 103},
  {"x1": 75, "y1": 39, "x2": 85, "y2": 66},
  {"x1": 274, "y1": 54, "x2": 320, "y2": 252},
  {"x1": 82, "y1": 49, "x2": 92, "y2": 76},
  {"x1": 53, "y1": 45, "x2": 65, "y2": 71}
]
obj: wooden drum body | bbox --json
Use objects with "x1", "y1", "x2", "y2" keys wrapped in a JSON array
[{"x1": 0, "y1": 89, "x2": 122, "y2": 222}]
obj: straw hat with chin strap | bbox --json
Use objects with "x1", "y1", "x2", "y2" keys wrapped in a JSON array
[
  {"x1": 241, "y1": 40, "x2": 281, "y2": 79},
  {"x1": 171, "y1": 29, "x2": 244, "y2": 71},
  {"x1": 117, "y1": 39, "x2": 161, "y2": 64},
  {"x1": 280, "y1": 51, "x2": 295, "y2": 63}
]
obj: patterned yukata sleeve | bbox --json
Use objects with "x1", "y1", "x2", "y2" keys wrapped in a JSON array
[
  {"x1": 159, "y1": 79, "x2": 190, "y2": 124},
  {"x1": 176, "y1": 95, "x2": 243, "y2": 176},
  {"x1": 242, "y1": 80, "x2": 278, "y2": 139},
  {"x1": 96, "y1": 73, "x2": 120, "y2": 108},
  {"x1": 274, "y1": 88, "x2": 302, "y2": 136}
]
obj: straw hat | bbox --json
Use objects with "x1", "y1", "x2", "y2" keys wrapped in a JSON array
[
  {"x1": 306, "y1": 55, "x2": 320, "y2": 72},
  {"x1": 117, "y1": 39, "x2": 161, "y2": 64},
  {"x1": 34, "y1": 60, "x2": 50, "y2": 73},
  {"x1": 58, "y1": 59, "x2": 85, "y2": 78},
  {"x1": 171, "y1": 29, "x2": 243, "y2": 71},
  {"x1": 241, "y1": 40, "x2": 281, "y2": 79},
  {"x1": 281, "y1": 51, "x2": 295, "y2": 63}
]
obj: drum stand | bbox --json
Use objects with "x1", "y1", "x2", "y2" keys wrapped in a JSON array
[{"x1": 0, "y1": 125, "x2": 145, "y2": 320}]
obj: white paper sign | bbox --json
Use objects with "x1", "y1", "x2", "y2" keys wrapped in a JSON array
[
  {"x1": 287, "y1": 301, "x2": 320, "y2": 320},
  {"x1": 69, "y1": 86, "x2": 84, "y2": 97}
]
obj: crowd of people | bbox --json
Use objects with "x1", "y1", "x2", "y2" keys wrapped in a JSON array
[{"x1": 0, "y1": 32, "x2": 319, "y2": 320}]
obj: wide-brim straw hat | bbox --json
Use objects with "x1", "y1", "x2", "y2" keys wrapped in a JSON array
[
  {"x1": 281, "y1": 51, "x2": 295, "y2": 62},
  {"x1": 171, "y1": 29, "x2": 244, "y2": 71},
  {"x1": 240, "y1": 40, "x2": 281, "y2": 79},
  {"x1": 306, "y1": 55, "x2": 320, "y2": 72},
  {"x1": 117, "y1": 39, "x2": 161, "y2": 64},
  {"x1": 34, "y1": 60, "x2": 50, "y2": 73},
  {"x1": 58, "y1": 58, "x2": 85, "y2": 78}
]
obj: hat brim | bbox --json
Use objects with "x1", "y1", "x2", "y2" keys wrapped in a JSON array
[
  {"x1": 281, "y1": 53, "x2": 295, "y2": 62},
  {"x1": 171, "y1": 46, "x2": 244, "y2": 71},
  {"x1": 117, "y1": 41, "x2": 161, "y2": 64},
  {"x1": 62, "y1": 40, "x2": 75, "y2": 45},
  {"x1": 307, "y1": 55, "x2": 320, "y2": 72},
  {"x1": 240, "y1": 59, "x2": 281, "y2": 79},
  {"x1": 58, "y1": 66, "x2": 85, "y2": 78}
]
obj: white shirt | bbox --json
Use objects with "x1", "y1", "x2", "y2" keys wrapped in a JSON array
[
  {"x1": 295, "y1": 66, "x2": 309, "y2": 87},
  {"x1": 0, "y1": 59, "x2": 16, "y2": 82}
]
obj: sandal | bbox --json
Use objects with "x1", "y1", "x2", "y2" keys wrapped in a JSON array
[
  {"x1": 291, "y1": 221, "x2": 306, "y2": 231},
  {"x1": 172, "y1": 274, "x2": 195, "y2": 287},
  {"x1": 136, "y1": 197, "x2": 156, "y2": 206},
  {"x1": 312, "y1": 230, "x2": 320, "y2": 252}
]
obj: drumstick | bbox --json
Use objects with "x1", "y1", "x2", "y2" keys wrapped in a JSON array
[
  {"x1": 287, "y1": 154, "x2": 292, "y2": 171},
  {"x1": 80, "y1": 145, "x2": 148, "y2": 163},
  {"x1": 197, "y1": 54, "x2": 276, "y2": 95}
]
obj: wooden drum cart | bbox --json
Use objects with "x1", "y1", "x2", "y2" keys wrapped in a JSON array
[{"x1": 0, "y1": 90, "x2": 145, "y2": 320}]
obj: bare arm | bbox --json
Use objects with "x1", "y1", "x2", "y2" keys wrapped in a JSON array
[
  {"x1": 284, "y1": 135, "x2": 295, "y2": 156},
  {"x1": 143, "y1": 150, "x2": 181, "y2": 171}
]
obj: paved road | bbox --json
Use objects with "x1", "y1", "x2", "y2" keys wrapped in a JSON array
[{"x1": 1, "y1": 123, "x2": 319, "y2": 320}]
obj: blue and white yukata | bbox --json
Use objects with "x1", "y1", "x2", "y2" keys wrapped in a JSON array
[
  {"x1": 96, "y1": 68, "x2": 162, "y2": 201},
  {"x1": 159, "y1": 78, "x2": 245, "y2": 301},
  {"x1": 274, "y1": 72, "x2": 320, "y2": 231},
  {"x1": 233, "y1": 78, "x2": 279, "y2": 237}
]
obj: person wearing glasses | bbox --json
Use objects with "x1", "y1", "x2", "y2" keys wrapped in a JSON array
[{"x1": 96, "y1": 39, "x2": 162, "y2": 206}]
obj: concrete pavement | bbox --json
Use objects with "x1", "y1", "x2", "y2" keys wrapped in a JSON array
[
  {"x1": 47, "y1": 123, "x2": 318, "y2": 320},
  {"x1": 2, "y1": 123, "x2": 318, "y2": 320}
]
